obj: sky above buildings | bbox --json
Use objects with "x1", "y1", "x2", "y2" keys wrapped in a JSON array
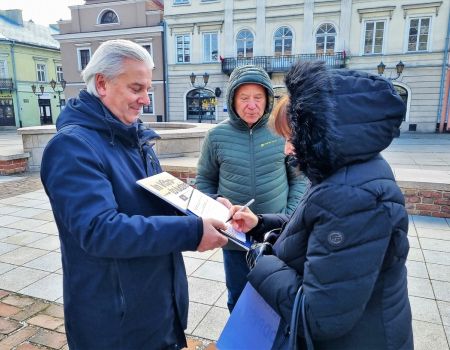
[{"x1": 0, "y1": 0, "x2": 84, "y2": 26}]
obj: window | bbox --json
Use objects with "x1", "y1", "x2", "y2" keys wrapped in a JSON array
[
  {"x1": 56, "y1": 65, "x2": 64, "y2": 82},
  {"x1": 99, "y1": 10, "x2": 118, "y2": 24},
  {"x1": 36, "y1": 63, "x2": 46, "y2": 82},
  {"x1": 274, "y1": 27, "x2": 292, "y2": 56},
  {"x1": 142, "y1": 44, "x2": 153, "y2": 59},
  {"x1": 203, "y1": 32, "x2": 218, "y2": 62},
  {"x1": 174, "y1": 0, "x2": 189, "y2": 4},
  {"x1": 316, "y1": 23, "x2": 336, "y2": 54},
  {"x1": 142, "y1": 92, "x2": 154, "y2": 114},
  {"x1": 175, "y1": 35, "x2": 190, "y2": 63},
  {"x1": 236, "y1": 29, "x2": 254, "y2": 58},
  {"x1": 77, "y1": 48, "x2": 91, "y2": 70},
  {"x1": 408, "y1": 17, "x2": 430, "y2": 52},
  {"x1": 0, "y1": 59, "x2": 8, "y2": 78},
  {"x1": 364, "y1": 21, "x2": 385, "y2": 54}
]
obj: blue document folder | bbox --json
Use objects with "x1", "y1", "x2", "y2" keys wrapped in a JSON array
[{"x1": 217, "y1": 283, "x2": 281, "y2": 350}]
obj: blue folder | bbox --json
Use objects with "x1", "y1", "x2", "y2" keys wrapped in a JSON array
[{"x1": 217, "y1": 283, "x2": 281, "y2": 350}]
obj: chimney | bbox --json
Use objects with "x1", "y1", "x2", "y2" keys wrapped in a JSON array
[{"x1": 0, "y1": 9, "x2": 24, "y2": 26}]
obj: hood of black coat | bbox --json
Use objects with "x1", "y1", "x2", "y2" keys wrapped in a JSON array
[
  {"x1": 56, "y1": 90, "x2": 160, "y2": 146},
  {"x1": 285, "y1": 61, "x2": 405, "y2": 184}
]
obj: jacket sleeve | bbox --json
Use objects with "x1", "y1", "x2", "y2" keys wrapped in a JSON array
[
  {"x1": 41, "y1": 131, "x2": 203, "y2": 259},
  {"x1": 195, "y1": 132, "x2": 219, "y2": 195},
  {"x1": 285, "y1": 165, "x2": 309, "y2": 214},
  {"x1": 300, "y1": 185, "x2": 393, "y2": 340}
]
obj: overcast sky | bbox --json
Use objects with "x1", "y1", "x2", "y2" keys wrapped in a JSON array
[{"x1": 0, "y1": 0, "x2": 85, "y2": 26}]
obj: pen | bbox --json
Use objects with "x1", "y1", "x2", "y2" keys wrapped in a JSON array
[{"x1": 226, "y1": 198, "x2": 255, "y2": 223}]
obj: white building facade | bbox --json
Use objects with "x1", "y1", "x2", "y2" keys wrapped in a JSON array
[{"x1": 164, "y1": 0, "x2": 450, "y2": 132}]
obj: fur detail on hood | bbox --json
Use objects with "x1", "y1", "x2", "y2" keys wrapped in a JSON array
[{"x1": 286, "y1": 61, "x2": 405, "y2": 184}]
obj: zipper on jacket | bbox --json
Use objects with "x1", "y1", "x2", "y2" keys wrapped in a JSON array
[{"x1": 249, "y1": 128, "x2": 256, "y2": 201}]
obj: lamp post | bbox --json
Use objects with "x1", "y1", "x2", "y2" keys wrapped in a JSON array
[
  {"x1": 31, "y1": 84, "x2": 45, "y2": 125},
  {"x1": 189, "y1": 72, "x2": 210, "y2": 123},
  {"x1": 50, "y1": 78, "x2": 67, "y2": 111},
  {"x1": 377, "y1": 61, "x2": 405, "y2": 80}
]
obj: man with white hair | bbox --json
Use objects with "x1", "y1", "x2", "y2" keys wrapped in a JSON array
[{"x1": 41, "y1": 39, "x2": 227, "y2": 349}]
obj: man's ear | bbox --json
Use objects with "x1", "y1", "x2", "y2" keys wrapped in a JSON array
[{"x1": 95, "y1": 74, "x2": 107, "y2": 97}]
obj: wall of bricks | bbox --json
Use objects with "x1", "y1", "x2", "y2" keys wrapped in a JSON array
[
  {"x1": 402, "y1": 188, "x2": 450, "y2": 218},
  {"x1": 166, "y1": 169, "x2": 450, "y2": 219},
  {"x1": 0, "y1": 158, "x2": 28, "y2": 175}
]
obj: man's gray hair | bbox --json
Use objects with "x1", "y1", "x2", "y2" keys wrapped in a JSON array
[{"x1": 81, "y1": 39, "x2": 154, "y2": 97}]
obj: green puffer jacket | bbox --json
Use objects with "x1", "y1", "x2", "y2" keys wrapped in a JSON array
[{"x1": 196, "y1": 65, "x2": 308, "y2": 222}]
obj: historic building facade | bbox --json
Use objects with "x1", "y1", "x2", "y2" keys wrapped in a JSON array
[
  {"x1": 54, "y1": 0, "x2": 166, "y2": 122},
  {"x1": 164, "y1": 0, "x2": 449, "y2": 132},
  {"x1": 0, "y1": 9, "x2": 63, "y2": 128}
]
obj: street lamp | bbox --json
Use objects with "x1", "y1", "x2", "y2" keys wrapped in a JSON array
[
  {"x1": 50, "y1": 78, "x2": 66, "y2": 111},
  {"x1": 31, "y1": 84, "x2": 45, "y2": 124},
  {"x1": 189, "y1": 72, "x2": 210, "y2": 123},
  {"x1": 190, "y1": 72, "x2": 209, "y2": 88},
  {"x1": 377, "y1": 61, "x2": 405, "y2": 80}
]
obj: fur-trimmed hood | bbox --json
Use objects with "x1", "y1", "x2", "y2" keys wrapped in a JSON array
[{"x1": 285, "y1": 61, "x2": 405, "y2": 184}]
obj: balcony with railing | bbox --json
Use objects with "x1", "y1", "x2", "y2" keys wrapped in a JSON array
[
  {"x1": 221, "y1": 52, "x2": 346, "y2": 75},
  {"x1": 0, "y1": 78, "x2": 14, "y2": 91}
]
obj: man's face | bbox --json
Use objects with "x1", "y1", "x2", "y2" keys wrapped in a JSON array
[
  {"x1": 96, "y1": 58, "x2": 152, "y2": 125},
  {"x1": 233, "y1": 83, "x2": 267, "y2": 127}
]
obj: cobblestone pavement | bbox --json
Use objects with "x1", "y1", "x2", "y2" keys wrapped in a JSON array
[{"x1": 0, "y1": 174, "x2": 217, "y2": 350}]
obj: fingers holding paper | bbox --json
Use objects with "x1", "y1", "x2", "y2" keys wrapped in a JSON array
[
  {"x1": 197, "y1": 218, "x2": 228, "y2": 252},
  {"x1": 229, "y1": 205, "x2": 259, "y2": 233}
]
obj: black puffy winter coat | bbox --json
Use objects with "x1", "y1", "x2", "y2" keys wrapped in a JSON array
[{"x1": 247, "y1": 62, "x2": 413, "y2": 350}]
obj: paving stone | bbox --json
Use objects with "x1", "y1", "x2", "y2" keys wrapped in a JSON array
[
  {"x1": 0, "y1": 326, "x2": 38, "y2": 349},
  {"x1": 191, "y1": 261, "x2": 225, "y2": 282},
  {"x1": 412, "y1": 320, "x2": 449, "y2": 350},
  {"x1": 437, "y1": 301, "x2": 450, "y2": 326},
  {"x1": 11, "y1": 300, "x2": 48, "y2": 322},
  {"x1": 410, "y1": 296, "x2": 442, "y2": 324},
  {"x1": 408, "y1": 276, "x2": 435, "y2": 299},
  {"x1": 188, "y1": 277, "x2": 226, "y2": 305},
  {"x1": 0, "y1": 291, "x2": 9, "y2": 299},
  {"x1": 16, "y1": 343, "x2": 43, "y2": 350},
  {"x1": 416, "y1": 228, "x2": 450, "y2": 241},
  {"x1": 2, "y1": 295, "x2": 35, "y2": 308},
  {"x1": 192, "y1": 306, "x2": 229, "y2": 341},
  {"x1": 406, "y1": 260, "x2": 428, "y2": 279},
  {"x1": 43, "y1": 304, "x2": 64, "y2": 319},
  {"x1": 27, "y1": 314, "x2": 64, "y2": 331},
  {"x1": 186, "y1": 302, "x2": 210, "y2": 334},
  {"x1": 431, "y1": 280, "x2": 450, "y2": 302},
  {"x1": 29, "y1": 329, "x2": 67, "y2": 349},
  {"x1": 0, "y1": 302, "x2": 20, "y2": 317},
  {"x1": 427, "y1": 263, "x2": 450, "y2": 282},
  {"x1": 0, "y1": 318, "x2": 22, "y2": 335}
]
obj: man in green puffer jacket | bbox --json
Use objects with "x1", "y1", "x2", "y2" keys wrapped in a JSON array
[{"x1": 196, "y1": 65, "x2": 308, "y2": 312}]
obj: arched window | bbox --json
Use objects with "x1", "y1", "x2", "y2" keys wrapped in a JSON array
[
  {"x1": 99, "y1": 10, "x2": 118, "y2": 24},
  {"x1": 316, "y1": 23, "x2": 336, "y2": 54},
  {"x1": 236, "y1": 29, "x2": 254, "y2": 58},
  {"x1": 186, "y1": 89, "x2": 216, "y2": 122},
  {"x1": 274, "y1": 27, "x2": 292, "y2": 57},
  {"x1": 394, "y1": 85, "x2": 409, "y2": 121}
]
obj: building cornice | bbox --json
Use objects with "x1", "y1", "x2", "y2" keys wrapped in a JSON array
[
  {"x1": 53, "y1": 26, "x2": 163, "y2": 41},
  {"x1": 401, "y1": 1, "x2": 443, "y2": 18},
  {"x1": 357, "y1": 6, "x2": 396, "y2": 22}
]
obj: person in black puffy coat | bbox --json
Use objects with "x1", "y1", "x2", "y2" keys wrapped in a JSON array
[{"x1": 229, "y1": 60, "x2": 413, "y2": 350}]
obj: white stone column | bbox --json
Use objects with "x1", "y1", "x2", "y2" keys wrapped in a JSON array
[
  {"x1": 224, "y1": 0, "x2": 234, "y2": 57},
  {"x1": 302, "y1": 0, "x2": 315, "y2": 54},
  {"x1": 339, "y1": 0, "x2": 352, "y2": 52},
  {"x1": 255, "y1": 0, "x2": 266, "y2": 56}
]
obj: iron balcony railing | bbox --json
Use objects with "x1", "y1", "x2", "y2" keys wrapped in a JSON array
[
  {"x1": 221, "y1": 52, "x2": 346, "y2": 75},
  {"x1": 0, "y1": 78, "x2": 14, "y2": 91}
]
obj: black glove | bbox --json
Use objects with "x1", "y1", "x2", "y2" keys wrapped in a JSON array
[{"x1": 246, "y1": 241, "x2": 273, "y2": 269}]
